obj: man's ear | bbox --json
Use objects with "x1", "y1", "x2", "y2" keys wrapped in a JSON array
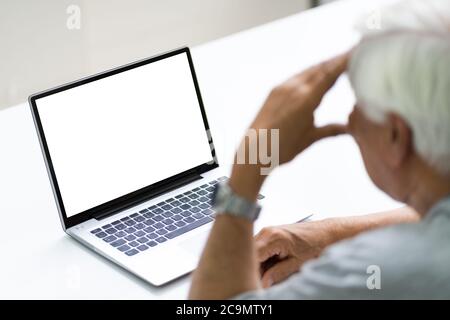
[{"x1": 385, "y1": 113, "x2": 413, "y2": 168}]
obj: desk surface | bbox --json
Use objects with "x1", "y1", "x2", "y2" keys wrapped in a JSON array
[{"x1": 0, "y1": 0, "x2": 399, "y2": 299}]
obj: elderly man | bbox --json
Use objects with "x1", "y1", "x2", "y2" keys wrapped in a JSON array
[{"x1": 188, "y1": 13, "x2": 450, "y2": 299}]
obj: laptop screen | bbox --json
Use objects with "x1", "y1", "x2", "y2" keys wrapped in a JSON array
[{"x1": 34, "y1": 51, "x2": 214, "y2": 218}]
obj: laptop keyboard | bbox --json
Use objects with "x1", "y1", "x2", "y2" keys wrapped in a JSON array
[{"x1": 90, "y1": 176, "x2": 244, "y2": 257}]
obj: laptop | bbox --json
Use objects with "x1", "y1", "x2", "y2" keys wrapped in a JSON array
[{"x1": 29, "y1": 47, "x2": 264, "y2": 286}]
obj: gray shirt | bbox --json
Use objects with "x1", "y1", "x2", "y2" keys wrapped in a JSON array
[{"x1": 235, "y1": 196, "x2": 450, "y2": 299}]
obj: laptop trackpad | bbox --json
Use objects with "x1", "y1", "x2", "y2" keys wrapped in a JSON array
[{"x1": 178, "y1": 231, "x2": 209, "y2": 258}]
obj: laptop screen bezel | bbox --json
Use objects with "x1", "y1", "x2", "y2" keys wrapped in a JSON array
[{"x1": 29, "y1": 47, "x2": 218, "y2": 229}]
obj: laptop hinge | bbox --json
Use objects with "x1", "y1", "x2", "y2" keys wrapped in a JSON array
[{"x1": 92, "y1": 171, "x2": 203, "y2": 221}]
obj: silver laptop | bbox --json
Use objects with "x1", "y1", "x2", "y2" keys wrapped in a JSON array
[{"x1": 29, "y1": 47, "x2": 263, "y2": 286}]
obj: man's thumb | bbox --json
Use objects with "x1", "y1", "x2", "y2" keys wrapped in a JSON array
[
  {"x1": 261, "y1": 258, "x2": 300, "y2": 288},
  {"x1": 314, "y1": 124, "x2": 347, "y2": 141}
]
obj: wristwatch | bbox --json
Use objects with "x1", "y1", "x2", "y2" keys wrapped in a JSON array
[{"x1": 211, "y1": 181, "x2": 262, "y2": 222}]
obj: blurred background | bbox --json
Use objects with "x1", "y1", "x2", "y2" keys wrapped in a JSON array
[{"x1": 0, "y1": 0, "x2": 336, "y2": 110}]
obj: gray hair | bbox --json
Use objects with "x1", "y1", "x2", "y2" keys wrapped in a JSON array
[
  {"x1": 348, "y1": 32, "x2": 450, "y2": 174},
  {"x1": 348, "y1": 0, "x2": 450, "y2": 174}
]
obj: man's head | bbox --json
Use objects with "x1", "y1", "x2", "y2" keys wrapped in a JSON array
[{"x1": 347, "y1": 31, "x2": 450, "y2": 204}]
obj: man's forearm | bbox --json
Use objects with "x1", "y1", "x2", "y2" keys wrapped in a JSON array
[
  {"x1": 188, "y1": 164, "x2": 265, "y2": 299},
  {"x1": 188, "y1": 215, "x2": 259, "y2": 299},
  {"x1": 318, "y1": 207, "x2": 420, "y2": 248}
]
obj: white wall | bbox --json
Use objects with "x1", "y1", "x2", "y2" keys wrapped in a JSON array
[{"x1": 0, "y1": 0, "x2": 309, "y2": 110}]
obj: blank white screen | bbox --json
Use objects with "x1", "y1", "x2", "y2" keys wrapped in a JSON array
[{"x1": 36, "y1": 53, "x2": 213, "y2": 218}]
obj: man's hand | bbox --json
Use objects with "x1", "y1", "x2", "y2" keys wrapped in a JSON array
[
  {"x1": 248, "y1": 53, "x2": 349, "y2": 166},
  {"x1": 255, "y1": 220, "x2": 334, "y2": 288},
  {"x1": 255, "y1": 207, "x2": 420, "y2": 288},
  {"x1": 229, "y1": 53, "x2": 349, "y2": 201}
]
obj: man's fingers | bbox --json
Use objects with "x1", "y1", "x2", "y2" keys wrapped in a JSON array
[
  {"x1": 261, "y1": 258, "x2": 300, "y2": 288},
  {"x1": 255, "y1": 238, "x2": 284, "y2": 263},
  {"x1": 313, "y1": 124, "x2": 348, "y2": 142},
  {"x1": 291, "y1": 52, "x2": 349, "y2": 86}
]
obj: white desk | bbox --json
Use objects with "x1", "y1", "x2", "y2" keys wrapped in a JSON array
[{"x1": 0, "y1": 0, "x2": 400, "y2": 299}]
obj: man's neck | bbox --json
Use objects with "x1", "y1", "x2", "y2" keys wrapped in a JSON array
[{"x1": 407, "y1": 165, "x2": 450, "y2": 217}]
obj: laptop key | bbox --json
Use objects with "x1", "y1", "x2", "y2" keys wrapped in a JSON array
[
  {"x1": 137, "y1": 237, "x2": 148, "y2": 244},
  {"x1": 208, "y1": 180, "x2": 217, "y2": 185},
  {"x1": 125, "y1": 249, "x2": 139, "y2": 256},
  {"x1": 91, "y1": 228, "x2": 102, "y2": 234},
  {"x1": 144, "y1": 218, "x2": 155, "y2": 226},
  {"x1": 153, "y1": 208, "x2": 163, "y2": 214},
  {"x1": 139, "y1": 209, "x2": 148, "y2": 214},
  {"x1": 188, "y1": 194, "x2": 199, "y2": 199},
  {"x1": 156, "y1": 237, "x2": 167, "y2": 243},
  {"x1": 171, "y1": 207, "x2": 182, "y2": 214},
  {"x1": 154, "y1": 222, "x2": 164, "y2": 229},
  {"x1": 125, "y1": 227, "x2": 137, "y2": 234},
  {"x1": 156, "y1": 229, "x2": 168, "y2": 235},
  {"x1": 134, "y1": 216, "x2": 145, "y2": 222},
  {"x1": 111, "y1": 220, "x2": 121, "y2": 225},
  {"x1": 135, "y1": 230, "x2": 145, "y2": 237},
  {"x1": 102, "y1": 224, "x2": 112, "y2": 229},
  {"x1": 105, "y1": 228, "x2": 117, "y2": 234},
  {"x1": 161, "y1": 204, "x2": 172, "y2": 210},
  {"x1": 200, "y1": 184, "x2": 209, "y2": 188},
  {"x1": 206, "y1": 186, "x2": 214, "y2": 192},
  {"x1": 166, "y1": 225, "x2": 177, "y2": 231},
  {"x1": 171, "y1": 200, "x2": 181, "y2": 207},
  {"x1": 188, "y1": 200, "x2": 200, "y2": 206},
  {"x1": 175, "y1": 221, "x2": 186, "y2": 227},
  {"x1": 124, "y1": 220, "x2": 136, "y2": 226},
  {"x1": 103, "y1": 235, "x2": 117, "y2": 242},
  {"x1": 111, "y1": 239, "x2": 126, "y2": 247},
  {"x1": 190, "y1": 207, "x2": 200, "y2": 213},
  {"x1": 181, "y1": 211, "x2": 191, "y2": 217},
  {"x1": 147, "y1": 232, "x2": 158, "y2": 239},
  {"x1": 184, "y1": 217, "x2": 195, "y2": 223},
  {"x1": 163, "y1": 218, "x2": 174, "y2": 225},
  {"x1": 156, "y1": 201, "x2": 166, "y2": 206},
  {"x1": 175, "y1": 194, "x2": 183, "y2": 199},
  {"x1": 144, "y1": 226, "x2": 155, "y2": 233},
  {"x1": 120, "y1": 217, "x2": 130, "y2": 222},
  {"x1": 129, "y1": 241, "x2": 139, "y2": 247},
  {"x1": 143, "y1": 212, "x2": 153, "y2": 219},
  {"x1": 115, "y1": 231, "x2": 127, "y2": 238},
  {"x1": 180, "y1": 204, "x2": 190, "y2": 210},
  {"x1": 153, "y1": 215, "x2": 164, "y2": 222},
  {"x1": 192, "y1": 187, "x2": 200, "y2": 192},
  {"x1": 202, "y1": 209, "x2": 214, "y2": 215},
  {"x1": 193, "y1": 212, "x2": 204, "y2": 219},
  {"x1": 137, "y1": 244, "x2": 148, "y2": 251},
  {"x1": 162, "y1": 212, "x2": 173, "y2": 218},
  {"x1": 118, "y1": 244, "x2": 131, "y2": 252},
  {"x1": 166, "y1": 217, "x2": 213, "y2": 240},
  {"x1": 180, "y1": 197, "x2": 190, "y2": 203},
  {"x1": 95, "y1": 231, "x2": 107, "y2": 238},
  {"x1": 172, "y1": 214, "x2": 183, "y2": 221},
  {"x1": 125, "y1": 234, "x2": 136, "y2": 241},
  {"x1": 166, "y1": 198, "x2": 175, "y2": 203},
  {"x1": 147, "y1": 241, "x2": 157, "y2": 247},
  {"x1": 115, "y1": 223, "x2": 127, "y2": 230},
  {"x1": 183, "y1": 191, "x2": 192, "y2": 196},
  {"x1": 199, "y1": 203, "x2": 210, "y2": 209},
  {"x1": 130, "y1": 213, "x2": 139, "y2": 218},
  {"x1": 198, "y1": 196, "x2": 209, "y2": 203},
  {"x1": 134, "y1": 223, "x2": 145, "y2": 230},
  {"x1": 148, "y1": 205, "x2": 157, "y2": 210}
]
